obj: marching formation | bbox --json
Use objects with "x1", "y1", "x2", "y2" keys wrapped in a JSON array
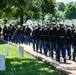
[
  {"x1": 32, "y1": 22, "x2": 76, "y2": 63},
  {"x1": 2, "y1": 24, "x2": 32, "y2": 45},
  {"x1": 0, "y1": 21, "x2": 76, "y2": 63}
]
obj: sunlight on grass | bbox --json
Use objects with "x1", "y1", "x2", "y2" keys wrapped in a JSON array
[{"x1": 0, "y1": 40, "x2": 59, "y2": 75}]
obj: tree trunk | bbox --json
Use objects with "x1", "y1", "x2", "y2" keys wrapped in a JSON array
[{"x1": 20, "y1": 14, "x2": 23, "y2": 25}]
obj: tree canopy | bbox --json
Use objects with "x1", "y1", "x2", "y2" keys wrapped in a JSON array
[
  {"x1": 64, "y1": 4, "x2": 76, "y2": 19},
  {"x1": 0, "y1": 0, "x2": 56, "y2": 24}
]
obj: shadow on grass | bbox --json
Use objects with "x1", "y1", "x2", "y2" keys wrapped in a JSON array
[
  {"x1": 0, "y1": 39, "x2": 7, "y2": 45},
  {"x1": 0, "y1": 58, "x2": 59, "y2": 75}
]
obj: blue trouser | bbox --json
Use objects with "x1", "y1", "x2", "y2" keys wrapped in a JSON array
[
  {"x1": 24, "y1": 36, "x2": 26, "y2": 43},
  {"x1": 11, "y1": 35, "x2": 14, "y2": 43},
  {"x1": 27, "y1": 36, "x2": 31, "y2": 44},
  {"x1": 17, "y1": 35, "x2": 21, "y2": 44},
  {"x1": 73, "y1": 46, "x2": 76, "y2": 59},
  {"x1": 57, "y1": 44, "x2": 66, "y2": 60},
  {"x1": 39, "y1": 40, "x2": 44, "y2": 53},
  {"x1": 24, "y1": 36, "x2": 31, "y2": 44},
  {"x1": 8, "y1": 35, "x2": 11, "y2": 42},
  {"x1": 6, "y1": 34, "x2": 8, "y2": 41},
  {"x1": 4, "y1": 33, "x2": 7, "y2": 40},
  {"x1": 66, "y1": 44, "x2": 71, "y2": 56},
  {"x1": 51, "y1": 42, "x2": 57, "y2": 58},
  {"x1": 36, "y1": 39, "x2": 39, "y2": 52},
  {"x1": 32, "y1": 38, "x2": 36, "y2": 51},
  {"x1": 21, "y1": 35, "x2": 24, "y2": 43},
  {"x1": 11, "y1": 34, "x2": 16, "y2": 43},
  {"x1": 44, "y1": 41, "x2": 51, "y2": 56}
]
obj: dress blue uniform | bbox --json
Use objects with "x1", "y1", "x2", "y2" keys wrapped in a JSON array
[
  {"x1": 66, "y1": 24, "x2": 72, "y2": 60},
  {"x1": 39, "y1": 26, "x2": 45, "y2": 54},
  {"x1": 57, "y1": 22, "x2": 66, "y2": 63},
  {"x1": 35, "y1": 26, "x2": 40, "y2": 52},
  {"x1": 49, "y1": 22, "x2": 57, "y2": 59},
  {"x1": 72, "y1": 30, "x2": 76, "y2": 61},
  {"x1": 32, "y1": 26, "x2": 37, "y2": 51},
  {"x1": 43, "y1": 25, "x2": 50, "y2": 56}
]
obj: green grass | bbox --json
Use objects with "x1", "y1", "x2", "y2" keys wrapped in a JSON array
[{"x1": 0, "y1": 40, "x2": 59, "y2": 75}]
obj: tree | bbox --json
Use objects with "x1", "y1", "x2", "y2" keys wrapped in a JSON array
[
  {"x1": 64, "y1": 4, "x2": 76, "y2": 19},
  {"x1": 57, "y1": 2, "x2": 65, "y2": 12},
  {"x1": 0, "y1": 0, "x2": 56, "y2": 24},
  {"x1": 41, "y1": 0, "x2": 55, "y2": 22},
  {"x1": 6, "y1": 0, "x2": 42, "y2": 24}
]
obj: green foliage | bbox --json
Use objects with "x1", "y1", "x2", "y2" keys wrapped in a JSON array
[
  {"x1": 64, "y1": 4, "x2": 76, "y2": 19},
  {"x1": 57, "y1": 2, "x2": 65, "y2": 12},
  {"x1": 0, "y1": 10, "x2": 4, "y2": 18},
  {"x1": 0, "y1": 0, "x2": 7, "y2": 9},
  {"x1": 41, "y1": 0, "x2": 55, "y2": 14},
  {"x1": 0, "y1": 0, "x2": 56, "y2": 24}
]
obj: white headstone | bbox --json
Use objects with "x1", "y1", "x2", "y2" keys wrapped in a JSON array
[
  {"x1": 0, "y1": 54, "x2": 5, "y2": 71},
  {"x1": 19, "y1": 46, "x2": 24, "y2": 57},
  {"x1": 4, "y1": 44, "x2": 8, "y2": 56}
]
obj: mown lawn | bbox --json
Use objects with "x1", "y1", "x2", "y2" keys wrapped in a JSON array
[{"x1": 0, "y1": 40, "x2": 59, "y2": 75}]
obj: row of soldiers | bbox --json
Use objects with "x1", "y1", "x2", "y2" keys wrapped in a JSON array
[
  {"x1": 32, "y1": 22, "x2": 76, "y2": 63},
  {"x1": 0, "y1": 22, "x2": 76, "y2": 63},
  {"x1": 2, "y1": 24, "x2": 32, "y2": 45}
]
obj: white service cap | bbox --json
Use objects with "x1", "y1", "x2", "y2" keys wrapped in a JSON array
[
  {"x1": 59, "y1": 21, "x2": 64, "y2": 25},
  {"x1": 52, "y1": 22, "x2": 56, "y2": 25}
]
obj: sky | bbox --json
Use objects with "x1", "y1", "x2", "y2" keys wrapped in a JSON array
[{"x1": 56, "y1": 0, "x2": 76, "y2": 4}]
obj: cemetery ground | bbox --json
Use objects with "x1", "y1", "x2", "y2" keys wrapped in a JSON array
[{"x1": 0, "y1": 40, "x2": 59, "y2": 75}]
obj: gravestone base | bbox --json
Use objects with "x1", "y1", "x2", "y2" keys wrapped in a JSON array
[
  {"x1": 19, "y1": 46, "x2": 24, "y2": 57},
  {"x1": 4, "y1": 44, "x2": 8, "y2": 56},
  {"x1": 0, "y1": 54, "x2": 5, "y2": 71}
]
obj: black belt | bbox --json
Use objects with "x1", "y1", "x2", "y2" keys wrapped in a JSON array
[
  {"x1": 51, "y1": 35, "x2": 56, "y2": 37},
  {"x1": 66, "y1": 37, "x2": 70, "y2": 39},
  {"x1": 59, "y1": 36, "x2": 65, "y2": 38},
  {"x1": 44, "y1": 35, "x2": 48, "y2": 36}
]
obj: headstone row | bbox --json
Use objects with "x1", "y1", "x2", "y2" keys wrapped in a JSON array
[{"x1": 0, "y1": 44, "x2": 24, "y2": 71}]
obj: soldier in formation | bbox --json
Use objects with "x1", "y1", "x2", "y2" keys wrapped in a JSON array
[
  {"x1": 2, "y1": 24, "x2": 32, "y2": 45},
  {"x1": 1, "y1": 21, "x2": 76, "y2": 63},
  {"x1": 32, "y1": 22, "x2": 76, "y2": 63}
]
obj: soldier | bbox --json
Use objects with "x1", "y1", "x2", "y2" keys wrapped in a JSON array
[
  {"x1": 32, "y1": 25, "x2": 37, "y2": 51},
  {"x1": 49, "y1": 22, "x2": 57, "y2": 59},
  {"x1": 16, "y1": 25, "x2": 21, "y2": 45},
  {"x1": 3, "y1": 25, "x2": 7, "y2": 40},
  {"x1": 11, "y1": 24, "x2": 16, "y2": 42},
  {"x1": 43, "y1": 24, "x2": 50, "y2": 56},
  {"x1": 7, "y1": 26, "x2": 12, "y2": 41},
  {"x1": 6, "y1": 26, "x2": 11, "y2": 41},
  {"x1": 57, "y1": 22, "x2": 66, "y2": 63},
  {"x1": 25, "y1": 26, "x2": 32, "y2": 45},
  {"x1": 20, "y1": 25, "x2": 25, "y2": 44},
  {"x1": 66, "y1": 24, "x2": 72, "y2": 60},
  {"x1": 39, "y1": 25, "x2": 45, "y2": 54},
  {"x1": 72, "y1": 27, "x2": 76, "y2": 61},
  {"x1": 35, "y1": 25, "x2": 40, "y2": 52}
]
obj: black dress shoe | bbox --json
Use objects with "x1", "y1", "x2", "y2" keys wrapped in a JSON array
[
  {"x1": 56, "y1": 59, "x2": 60, "y2": 62},
  {"x1": 69, "y1": 56, "x2": 71, "y2": 60},
  {"x1": 73, "y1": 58, "x2": 75, "y2": 62},
  {"x1": 64, "y1": 58, "x2": 66, "y2": 63}
]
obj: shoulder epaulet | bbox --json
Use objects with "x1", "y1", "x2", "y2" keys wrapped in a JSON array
[
  {"x1": 74, "y1": 31, "x2": 76, "y2": 33},
  {"x1": 65, "y1": 29, "x2": 67, "y2": 31},
  {"x1": 50, "y1": 27, "x2": 53, "y2": 30},
  {"x1": 57, "y1": 28, "x2": 60, "y2": 30},
  {"x1": 44, "y1": 28, "x2": 47, "y2": 30}
]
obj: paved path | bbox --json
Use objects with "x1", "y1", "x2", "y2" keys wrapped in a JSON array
[
  {"x1": 0, "y1": 37, "x2": 76, "y2": 75},
  {"x1": 12, "y1": 43, "x2": 76, "y2": 75}
]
